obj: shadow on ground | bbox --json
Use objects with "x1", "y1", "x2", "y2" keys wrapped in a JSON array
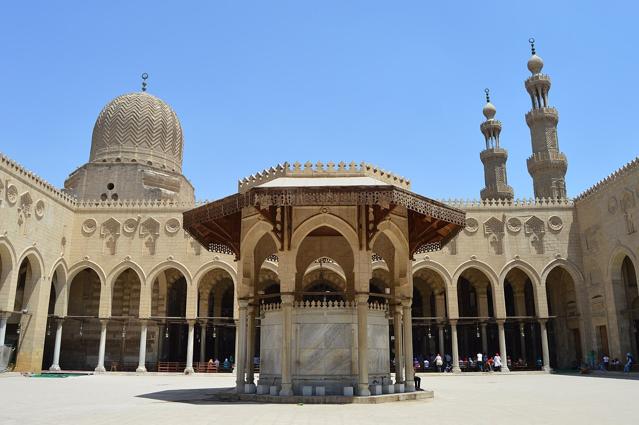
[
  {"x1": 136, "y1": 387, "x2": 253, "y2": 405},
  {"x1": 555, "y1": 371, "x2": 639, "y2": 381}
]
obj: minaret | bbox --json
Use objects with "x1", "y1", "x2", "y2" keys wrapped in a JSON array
[
  {"x1": 480, "y1": 89, "x2": 514, "y2": 200},
  {"x1": 524, "y1": 38, "x2": 568, "y2": 199}
]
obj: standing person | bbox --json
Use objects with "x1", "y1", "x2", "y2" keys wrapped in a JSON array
[
  {"x1": 477, "y1": 352, "x2": 484, "y2": 372},
  {"x1": 624, "y1": 353, "x2": 634, "y2": 373},
  {"x1": 494, "y1": 353, "x2": 502, "y2": 372},
  {"x1": 435, "y1": 353, "x2": 443, "y2": 372},
  {"x1": 602, "y1": 354, "x2": 610, "y2": 371},
  {"x1": 445, "y1": 353, "x2": 452, "y2": 369}
]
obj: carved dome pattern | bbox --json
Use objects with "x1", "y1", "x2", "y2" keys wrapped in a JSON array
[{"x1": 89, "y1": 92, "x2": 183, "y2": 172}]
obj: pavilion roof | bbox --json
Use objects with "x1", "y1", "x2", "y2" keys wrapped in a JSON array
[{"x1": 183, "y1": 183, "x2": 465, "y2": 260}]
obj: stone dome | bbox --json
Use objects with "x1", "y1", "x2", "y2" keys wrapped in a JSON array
[
  {"x1": 89, "y1": 92, "x2": 183, "y2": 172},
  {"x1": 527, "y1": 54, "x2": 544, "y2": 75}
]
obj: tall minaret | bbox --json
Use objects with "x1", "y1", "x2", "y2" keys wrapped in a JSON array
[
  {"x1": 524, "y1": 38, "x2": 568, "y2": 199},
  {"x1": 480, "y1": 89, "x2": 514, "y2": 200}
]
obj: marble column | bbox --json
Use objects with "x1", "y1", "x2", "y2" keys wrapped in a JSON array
[
  {"x1": 438, "y1": 324, "x2": 445, "y2": 356},
  {"x1": 402, "y1": 299, "x2": 416, "y2": 391},
  {"x1": 136, "y1": 320, "x2": 148, "y2": 373},
  {"x1": 95, "y1": 319, "x2": 108, "y2": 373},
  {"x1": 497, "y1": 319, "x2": 510, "y2": 372},
  {"x1": 0, "y1": 314, "x2": 8, "y2": 346},
  {"x1": 356, "y1": 294, "x2": 371, "y2": 396},
  {"x1": 245, "y1": 305, "x2": 256, "y2": 386},
  {"x1": 539, "y1": 319, "x2": 551, "y2": 372},
  {"x1": 199, "y1": 321, "x2": 207, "y2": 362},
  {"x1": 49, "y1": 319, "x2": 63, "y2": 371},
  {"x1": 184, "y1": 320, "x2": 195, "y2": 374},
  {"x1": 481, "y1": 322, "x2": 488, "y2": 354},
  {"x1": 519, "y1": 322, "x2": 527, "y2": 363},
  {"x1": 236, "y1": 300, "x2": 248, "y2": 393},
  {"x1": 280, "y1": 295, "x2": 293, "y2": 396},
  {"x1": 450, "y1": 320, "x2": 461, "y2": 373},
  {"x1": 393, "y1": 304, "x2": 404, "y2": 384}
]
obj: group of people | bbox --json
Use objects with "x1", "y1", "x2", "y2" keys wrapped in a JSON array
[
  {"x1": 597, "y1": 353, "x2": 634, "y2": 373},
  {"x1": 411, "y1": 352, "x2": 506, "y2": 373}
]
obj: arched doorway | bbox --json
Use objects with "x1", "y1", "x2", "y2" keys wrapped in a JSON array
[
  {"x1": 545, "y1": 266, "x2": 581, "y2": 369},
  {"x1": 503, "y1": 268, "x2": 539, "y2": 370},
  {"x1": 107, "y1": 268, "x2": 141, "y2": 371},
  {"x1": 302, "y1": 257, "x2": 346, "y2": 302},
  {"x1": 197, "y1": 268, "x2": 236, "y2": 368},
  {"x1": 62, "y1": 268, "x2": 102, "y2": 370},
  {"x1": 151, "y1": 268, "x2": 188, "y2": 367},
  {"x1": 456, "y1": 268, "x2": 497, "y2": 371},
  {"x1": 412, "y1": 268, "x2": 448, "y2": 369}
]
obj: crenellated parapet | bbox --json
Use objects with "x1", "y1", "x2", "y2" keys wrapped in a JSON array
[
  {"x1": 440, "y1": 197, "x2": 573, "y2": 210},
  {"x1": 238, "y1": 161, "x2": 411, "y2": 192},
  {"x1": 575, "y1": 156, "x2": 639, "y2": 201},
  {"x1": 0, "y1": 152, "x2": 76, "y2": 207}
]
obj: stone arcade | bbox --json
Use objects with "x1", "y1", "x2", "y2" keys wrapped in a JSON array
[
  {"x1": 183, "y1": 167, "x2": 464, "y2": 395},
  {"x1": 0, "y1": 41, "x2": 638, "y2": 390}
]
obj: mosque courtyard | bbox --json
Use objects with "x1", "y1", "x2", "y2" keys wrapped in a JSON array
[{"x1": 0, "y1": 372, "x2": 634, "y2": 425}]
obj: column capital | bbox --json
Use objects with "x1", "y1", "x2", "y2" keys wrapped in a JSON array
[
  {"x1": 538, "y1": 318, "x2": 548, "y2": 325},
  {"x1": 281, "y1": 294, "x2": 294, "y2": 305},
  {"x1": 186, "y1": 319, "x2": 197, "y2": 326},
  {"x1": 355, "y1": 293, "x2": 369, "y2": 304},
  {"x1": 449, "y1": 318, "x2": 458, "y2": 326},
  {"x1": 496, "y1": 318, "x2": 506, "y2": 326},
  {"x1": 99, "y1": 318, "x2": 109, "y2": 326},
  {"x1": 238, "y1": 299, "x2": 250, "y2": 309},
  {"x1": 401, "y1": 297, "x2": 412, "y2": 308}
]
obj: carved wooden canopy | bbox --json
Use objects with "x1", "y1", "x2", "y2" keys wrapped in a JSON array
[{"x1": 183, "y1": 185, "x2": 465, "y2": 260}]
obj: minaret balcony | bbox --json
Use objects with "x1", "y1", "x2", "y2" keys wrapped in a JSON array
[
  {"x1": 480, "y1": 148, "x2": 508, "y2": 161},
  {"x1": 525, "y1": 107, "x2": 559, "y2": 125},
  {"x1": 527, "y1": 151, "x2": 568, "y2": 173}
]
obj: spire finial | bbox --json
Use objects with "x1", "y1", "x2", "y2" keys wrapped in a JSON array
[
  {"x1": 529, "y1": 37, "x2": 536, "y2": 55},
  {"x1": 141, "y1": 73, "x2": 149, "y2": 92},
  {"x1": 484, "y1": 88, "x2": 490, "y2": 103}
]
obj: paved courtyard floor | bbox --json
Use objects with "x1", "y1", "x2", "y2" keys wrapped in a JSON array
[{"x1": 0, "y1": 372, "x2": 635, "y2": 425}]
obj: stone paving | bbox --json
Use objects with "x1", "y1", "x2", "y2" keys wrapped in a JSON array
[{"x1": 0, "y1": 372, "x2": 636, "y2": 425}]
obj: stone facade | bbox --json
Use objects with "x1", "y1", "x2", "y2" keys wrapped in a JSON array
[{"x1": 0, "y1": 42, "x2": 638, "y2": 376}]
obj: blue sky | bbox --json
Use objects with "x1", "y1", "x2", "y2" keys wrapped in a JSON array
[{"x1": 1, "y1": 1, "x2": 637, "y2": 201}]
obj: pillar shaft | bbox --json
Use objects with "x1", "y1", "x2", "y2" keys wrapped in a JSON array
[
  {"x1": 184, "y1": 320, "x2": 195, "y2": 374},
  {"x1": 402, "y1": 301, "x2": 415, "y2": 390},
  {"x1": 438, "y1": 325, "x2": 445, "y2": 356},
  {"x1": 356, "y1": 295, "x2": 371, "y2": 396},
  {"x1": 0, "y1": 315, "x2": 7, "y2": 346},
  {"x1": 280, "y1": 295, "x2": 293, "y2": 396},
  {"x1": 95, "y1": 320, "x2": 107, "y2": 373},
  {"x1": 136, "y1": 321, "x2": 147, "y2": 373},
  {"x1": 199, "y1": 323, "x2": 207, "y2": 362},
  {"x1": 49, "y1": 320, "x2": 63, "y2": 371},
  {"x1": 540, "y1": 319, "x2": 551, "y2": 372},
  {"x1": 245, "y1": 306, "x2": 256, "y2": 384},
  {"x1": 393, "y1": 306, "x2": 404, "y2": 383},
  {"x1": 497, "y1": 320, "x2": 510, "y2": 372},
  {"x1": 481, "y1": 323, "x2": 488, "y2": 354},
  {"x1": 519, "y1": 322, "x2": 527, "y2": 362},
  {"x1": 236, "y1": 301, "x2": 248, "y2": 392},
  {"x1": 451, "y1": 320, "x2": 461, "y2": 373}
]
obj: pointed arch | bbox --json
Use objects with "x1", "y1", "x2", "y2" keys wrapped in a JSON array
[
  {"x1": 68, "y1": 260, "x2": 107, "y2": 287},
  {"x1": 291, "y1": 213, "x2": 359, "y2": 253},
  {"x1": 106, "y1": 260, "x2": 146, "y2": 289},
  {"x1": 607, "y1": 243, "x2": 639, "y2": 282},
  {"x1": 146, "y1": 260, "x2": 193, "y2": 287},
  {"x1": 193, "y1": 260, "x2": 238, "y2": 288}
]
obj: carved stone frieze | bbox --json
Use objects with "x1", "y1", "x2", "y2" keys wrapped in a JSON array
[{"x1": 101, "y1": 218, "x2": 121, "y2": 255}]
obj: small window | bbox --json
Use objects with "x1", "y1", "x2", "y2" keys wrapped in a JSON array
[
  {"x1": 100, "y1": 193, "x2": 107, "y2": 201},
  {"x1": 111, "y1": 193, "x2": 119, "y2": 201},
  {"x1": 107, "y1": 183, "x2": 114, "y2": 190}
]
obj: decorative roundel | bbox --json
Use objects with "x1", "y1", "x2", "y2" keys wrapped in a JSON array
[
  {"x1": 6, "y1": 184, "x2": 18, "y2": 205},
  {"x1": 82, "y1": 218, "x2": 98, "y2": 235},
  {"x1": 35, "y1": 199, "x2": 45, "y2": 219},
  {"x1": 123, "y1": 218, "x2": 138, "y2": 233},
  {"x1": 507, "y1": 217, "x2": 522, "y2": 233},
  {"x1": 608, "y1": 196, "x2": 618, "y2": 214},
  {"x1": 165, "y1": 218, "x2": 181, "y2": 234},
  {"x1": 548, "y1": 215, "x2": 564, "y2": 232},
  {"x1": 464, "y1": 217, "x2": 479, "y2": 233}
]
